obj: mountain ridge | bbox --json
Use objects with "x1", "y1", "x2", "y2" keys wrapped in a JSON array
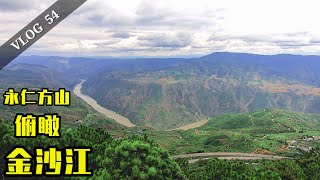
[{"x1": 6, "y1": 52, "x2": 320, "y2": 129}]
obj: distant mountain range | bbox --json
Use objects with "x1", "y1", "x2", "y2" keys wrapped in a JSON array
[{"x1": 5, "y1": 52, "x2": 320, "y2": 129}]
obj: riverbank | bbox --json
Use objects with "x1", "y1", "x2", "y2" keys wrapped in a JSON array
[{"x1": 73, "y1": 80, "x2": 135, "y2": 127}]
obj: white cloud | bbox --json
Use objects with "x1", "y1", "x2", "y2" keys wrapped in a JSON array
[{"x1": 1, "y1": 0, "x2": 320, "y2": 57}]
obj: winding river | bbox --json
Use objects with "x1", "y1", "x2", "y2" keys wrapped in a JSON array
[
  {"x1": 73, "y1": 80, "x2": 135, "y2": 127},
  {"x1": 74, "y1": 80, "x2": 209, "y2": 130}
]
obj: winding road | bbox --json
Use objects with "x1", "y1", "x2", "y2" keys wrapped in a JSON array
[
  {"x1": 173, "y1": 152, "x2": 288, "y2": 163},
  {"x1": 73, "y1": 80, "x2": 135, "y2": 127}
]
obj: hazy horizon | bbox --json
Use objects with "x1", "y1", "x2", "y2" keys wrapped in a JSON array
[{"x1": 16, "y1": 51, "x2": 320, "y2": 60}]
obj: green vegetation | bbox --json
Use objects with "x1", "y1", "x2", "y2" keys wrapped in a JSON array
[
  {"x1": 177, "y1": 147, "x2": 320, "y2": 179},
  {"x1": 1, "y1": 118, "x2": 319, "y2": 179},
  {"x1": 0, "y1": 119, "x2": 185, "y2": 179},
  {"x1": 2, "y1": 53, "x2": 320, "y2": 179},
  {"x1": 128, "y1": 109, "x2": 320, "y2": 156}
]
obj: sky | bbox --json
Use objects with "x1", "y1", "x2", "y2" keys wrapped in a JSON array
[{"x1": 1, "y1": 0, "x2": 320, "y2": 57}]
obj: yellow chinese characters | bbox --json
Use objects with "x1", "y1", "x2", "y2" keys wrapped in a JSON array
[
  {"x1": 65, "y1": 148, "x2": 92, "y2": 175},
  {"x1": 36, "y1": 148, "x2": 62, "y2": 175},
  {"x1": 5, "y1": 147, "x2": 92, "y2": 176},
  {"x1": 21, "y1": 88, "x2": 37, "y2": 105},
  {"x1": 38, "y1": 88, "x2": 53, "y2": 105},
  {"x1": 15, "y1": 114, "x2": 61, "y2": 137},
  {"x1": 38, "y1": 114, "x2": 61, "y2": 137},
  {"x1": 5, "y1": 148, "x2": 33, "y2": 176},
  {"x1": 3, "y1": 88, "x2": 71, "y2": 106},
  {"x1": 15, "y1": 114, "x2": 37, "y2": 137},
  {"x1": 54, "y1": 89, "x2": 70, "y2": 106},
  {"x1": 2, "y1": 85, "x2": 93, "y2": 177},
  {"x1": 3, "y1": 88, "x2": 19, "y2": 105}
]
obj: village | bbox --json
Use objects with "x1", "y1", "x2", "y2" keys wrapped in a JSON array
[{"x1": 287, "y1": 135, "x2": 320, "y2": 152}]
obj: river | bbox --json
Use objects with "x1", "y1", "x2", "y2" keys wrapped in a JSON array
[
  {"x1": 74, "y1": 80, "x2": 209, "y2": 130},
  {"x1": 73, "y1": 80, "x2": 135, "y2": 127}
]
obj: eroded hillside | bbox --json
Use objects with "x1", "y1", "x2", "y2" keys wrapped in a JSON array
[{"x1": 81, "y1": 53, "x2": 320, "y2": 129}]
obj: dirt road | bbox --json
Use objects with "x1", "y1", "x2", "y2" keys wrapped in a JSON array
[
  {"x1": 173, "y1": 152, "x2": 288, "y2": 163},
  {"x1": 73, "y1": 80, "x2": 135, "y2": 127}
]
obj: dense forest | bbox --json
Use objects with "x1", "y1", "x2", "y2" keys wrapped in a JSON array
[
  {"x1": 0, "y1": 118, "x2": 319, "y2": 179},
  {"x1": 0, "y1": 119, "x2": 185, "y2": 179}
]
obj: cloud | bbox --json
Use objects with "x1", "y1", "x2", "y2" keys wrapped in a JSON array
[
  {"x1": 138, "y1": 32, "x2": 192, "y2": 48},
  {"x1": 93, "y1": 39, "x2": 122, "y2": 47},
  {"x1": 134, "y1": 1, "x2": 223, "y2": 30},
  {"x1": 0, "y1": 0, "x2": 54, "y2": 11},
  {"x1": 71, "y1": 1, "x2": 134, "y2": 28},
  {"x1": 207, "y1": 32, "x2": 319, "y2": 50},
  {"x1": 70, "y1": 0, "x2": 224, "y2": 32},
  {"x1": 0, "y1": 0, "x2": 36, "y2": 11},
  {"x1": 310, "y1": 38, "x2": 320, "y2": 44},
  {"x1": 111, "y1": 31, "x2": 133, "y2": 39},
  {"x1": 1, "y1": 0, "x2": 320, "y2": 57}
]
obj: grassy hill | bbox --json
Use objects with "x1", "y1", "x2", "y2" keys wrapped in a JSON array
[
  {"x1": 202, "y1": 109, "x2": 320, "y2": 132},
  {"x1": 134, "y1": 109, "x2": 320, "y2": 156}
]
